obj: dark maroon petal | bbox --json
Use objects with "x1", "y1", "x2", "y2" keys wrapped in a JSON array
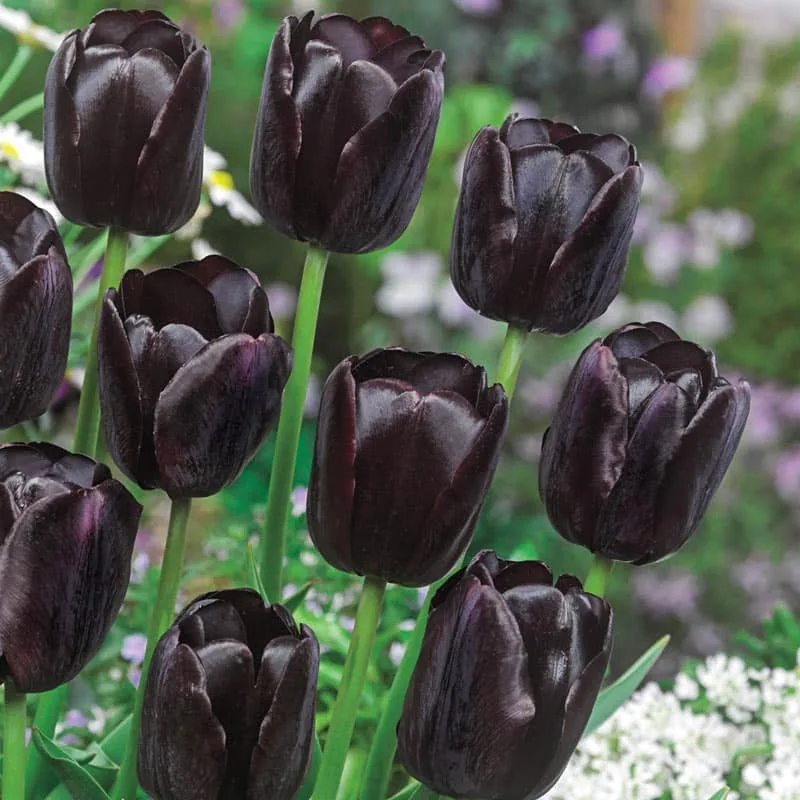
[
  {"x1": 180, "y1": 600, "x2": 248, "y2": 649},
  {"x1": 127, "y1": 46, "x2": 209, "y2": 234},
  {"x1": 86, "y1": 9, "x2": 170, "y2": 46},
  {"x1": 603, "y1": 321, "x2": 679, "y2": 359},
  {"x1": 98, "y1": 290, "x2": 147, "y2": 483},
  {"x1": 0, "y1": 479, "x2": 141, "y2": 692},
  {"x1": 250, "y1": 16, "x2": 302, "y2": 240},
  {"x1": 370, "y1": 35, "x2": 428, "y2": 84},
  {"x1": 556, "y1": 132, "x2": 634, "y2": 173},
  {"x1": 493, "y1": 559, "x2": 554, "y2": 593},
  {"x1": 154, "y1": 334, "x2": 291, "y2": 497},
  {"x1": 138, "y1": 642, "x2": 227, "y2": 800},
  {"x1": 322, "y1": 64, "x2": 444, "y2": 253},
  {"x1": 307, "y1": 359, "x2": 358, "y2": 574},
  {"x1": 537, "y1": 165, "x2": 642, "y2": 333},
  {"x1": 539, "y1": 341, "x2": 628, "y2": 550},
  {"x1": 595, "y1": 382, "x2": 693, "y2": 561},
  {"x1": 361, "y1": 16, "x2": 412, "y2": 50},
  {"x1": 310, "y1": 14, "x2": 376, "y2": 64},
  {"x1": 450, "y1": 126, "x2": 518, "y2": 322},
  {"x1": 652, "y1": 381, "x2": 750, "y2": 563},
  {"x1": 0, "y1": 251, "x2": 72, "y2": 428},
  {"x1": 619, "y1": 357, "x2": 665, "y2": 419},
  {"x1": 0, "y1": 192, "x2": 65, "y2": 264},
  {"x1": 121, "y1": 18, "x2": 187, "y2": 64},
  {"x1": 248, "y1": 634, "x2": 319, "y2": 800},
  {"x1": 642, "y1": 340, "x2": 715, "y2": 396}
]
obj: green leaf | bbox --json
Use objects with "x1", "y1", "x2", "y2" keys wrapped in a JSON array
[
  {"x1": 99, "y1": 714, "x2": 131, "y2": 765},
  {"x1": 245, "y1": 541, "x2": 270, "y2": 602},
  {"x1": 583, "y1": 635, "x2": 670, "y2": 737},
  {"x1": 386, "y1": 784, "x2": 421, "y2": 800},
  {"x1": 31, "y1": 729, "x2": 110, "y2": 800},
  {"x1": 706, "y1": 788, "x2": 730, "y2": 799},
  {"x1": 284, "y1": 580, "x2": 316, "y2": 613}
]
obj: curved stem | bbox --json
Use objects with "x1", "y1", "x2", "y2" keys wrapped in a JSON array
[
  {"x1": 112, "y1": 497, "x2": 192, "y2": 800},
  {"x1": 312, "y1": 576, "x2": 386, "y2": 800},
  {"x1": 583, "y1": 554, "x2": 615, "y2": 598},
  {"x1": 73, "y1": 227, "x2": 129, "y2": 457},
  {"x1": 3, "y1": 683, "x2": 27, "y2": 800},
  {"x1": 0, "y1": 44, "x2": 32, "y2": 105},
  {"x1": 494, "y1": 323, "x2": 528, "y2": 396},
  {"x1": 260, "y1": 244, "x2": 329, "y2": 601},
  {"x1": 0, "y1": 91, "x2": 42, "y2": 125}
]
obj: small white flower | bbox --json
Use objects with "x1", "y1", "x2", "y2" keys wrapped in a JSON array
[
  {"x1": 0, "y1": 5, "x2": 64, "y2": 51},
  {"x1": 376, "y1": 251, "x2": 441, "y2": 317},
  {"x1": 190, "y1": 238, "x2": 220, "y2": 261},
  {"x1": 0, "y1": 122, "x2": 46, "y2": 185}
]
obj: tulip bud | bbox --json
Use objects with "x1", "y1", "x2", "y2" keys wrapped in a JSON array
[
  {"x1": 397, "y1": 550, "x2": 613, "y2": 800},
  {"x1": 540, "y1": 322, "x2": 751, "y2": 565},
  {"x1": 307, "y1": 348, "x2": 508, "y2": 587},
  {"x1": 250, "y1": 12, "x2": 445, "y2": 253},
  {"x1": 97, "y1": 255, "x2": 292, "y2": 498},
  {"x1": 0, "y1": 443, "x2": 141, "y2": 693},
  {"x1": 0, "y1": 192, "x2": 72, "y2": 429},
  {"x1": 44, "y1": 9, "x2": 210, "y2": 235},
  {"x1": 138, "y1": 589, "x2": 319, "y2": 800},
  {"x1": 450, "y1": 114, "x2": 643, "y2": 333}
]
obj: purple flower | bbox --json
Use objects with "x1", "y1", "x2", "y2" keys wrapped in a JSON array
[
  {"x1": 773, "y1": 448, "x2": 800, "y2": 503},
  {"x1": 121, "y1": 633, "x2": 147, "y2": 665},
  {"x1": 643, "y1": 56, "x2": 695, "y2": 98},
  {"x1": 213, "y1": 0, "x2": 244, "y2": 31},
  {"x1": 291, "y1": 486, "x2": 308, "y2": 518},
  {"x1": 582, "y1": 21, "x2": 625, "y2": 63},
  {"x1": 63, "y1": 709, "x2": 89, "y2": 729},
  {"x1": 452, "y1": 0, "x2": 501, "y2": 15}
]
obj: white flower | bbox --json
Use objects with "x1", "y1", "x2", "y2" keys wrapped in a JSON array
[
  {"x1": 682, "y1": 295, "x2": 734, "y2": 343},
  {"x1": 202, "y1": 146, "x2": 262, "y2": 225},
  {"x1": 0, "y1": 122, "x2": 45, "y2": 185},
  {"x1": 376, "y1": 251, "x2": 441, "y2": 317},
  {"x1": 190, "y1": 238, "x2": 219, "y2": 261},
  {"x1": 0, "y1": 5, "x2": 63, "y2": 51}
]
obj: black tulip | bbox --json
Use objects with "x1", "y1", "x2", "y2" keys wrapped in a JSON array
[
  {"x1": 450, "y1": 114, "x2": 643, "y2": 333},
  {"x1": 98, "y1": 255, "x2": 292, "y2": 498},
  {"x1": 138, "y1": 589, "x2": 319, "y2": 800},
  {"x1": 0, "y1": 443, "x2": 141, "y2": 693},
  {"x1": 0, "y1": 191, "x2": 72, "y2": 429},
  {"x1": 540, "y1": 322, "x2": 751, "y2": 565},
  {"x1": 307, "y1": 348, "x2": 508, "y2": 587},
  {"x1": 250, "y1": 12, "x2": 445, "y2": 253},
  {"x1": 44, "y1": 9, "x2": 210, "y2": 235},
  {"x1": 397, "y1": 550, "x2": 613, "y2": 800}
]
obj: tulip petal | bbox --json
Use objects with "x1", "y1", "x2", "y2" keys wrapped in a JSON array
[
  {"x1": 536, "y1": 164, "x2": 642, "y2": 333},
  {"x1": 0, "y1": 193, "x2": 65, "y2": 264},
  {"x1": 323, "y1": 63, "x2": 444, "y2": 253},
  {"x1": 87, "y1": 9, "x2": 169, "y2": 47},
  {"x1": 604, "y1": 320, "x2": 680, "y2": 358},
  {"x1": 370, "y1": 35, "x2": 428, "y2": 84},
  {"x1": 128, "y1": 46, "x2": 210, "y2": 234},
  {"x1": 138, "y1": 639, "x2": 227, "y2": 800},
  {"x1": 0, "y1": 479, "x2": 141, "y2": 692},
  {"x1": 0, "y1": 252, "x2": 72, "y2": 428},
  {"x1": 312, "y1": 15, "x2": 377, "y2": 64},
  {"x1": 501, "y1": 115, "x2": 578, "y2": 149},
  {"x1": 248, "y1": 633, "x2": 319, "y2": 800},
  {"x1": 450, "y1": 126, "x2": 518, "y2": 321},
  {"x1": 539, "y1": 341, "x2": 628, "y2": 550},
  {"x1": 361, "y1": 16, "x2": 412, "y2": 50},
  {"x1": 556, "y1": 132, "x2": 634, "y2": 173},
  {"x1": 653, "y1": 381, "x2": 750, "y2": 560},
  {"x1": 250, "y1": 16, "x2": 303, "y2": 240},
  {"x1": 307, "y1": 359, "x2": 358, "y2": 573},
  {"x1": 154, "y1": 333, "x2": 291, "y2": 497}
]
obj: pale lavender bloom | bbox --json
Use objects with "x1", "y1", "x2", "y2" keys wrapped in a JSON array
[
  {"x1": 681, "y1": 295, "x2": 733, "y2": 343},
  {"x1": 744, "y1": 387, "x2": 781, "y2": 447},
  {"x1": 121, "y1": 633, "x2": 147, "y2": 665},
  {"x1": 643, "y1": 223, "x2": 689, "y2": 284},
  {"x1": 452, "y1": 0, "x2": 501, "y2": 15},
  {"x1": 129, "y1": 668, "x2": 141, "y2": 688},
  {"x1": 59, "y1": 734, "x2": 81, "y2": 746},
  {"x1": 686, "y1": 622, "x2": 726, "y2": 654},
  {"x1": 291, "y1": 486, "x2": 308, "y2": 518},
  {"x1": 63, "y1": 709, "x2": 89, "y2": 729},
  {"x1": 213, "y1": 0, "x2": 244, "y2": 31},
  {"x1": 779, "y1": 388, "x2": 800, "y2": 421},
  {"x1": 265, "y1": 282, "x2": 297, "y2": 320},
  {"x1": 632, "y1": 570, "x2": 701, "y2": 621},
  {"x1": 130, "y1": 552, "x2": 150, "y2": 584},
  {"x1": 376, "y1": 252, "x2": 441, "y2": 317},
  {"x1": 733, "y1": 555, "x2": 776, "y2": 597},
  {"x1": 303, "y1": 374, "x2": 321, "y2": 418},
  {"x1": 25, "y1": 728, "x2": 31, "y2": 746},
  {"x1": 773, "y1": 448, "x2": 800, "y2": 503},
  {"x1": 436, "y1": 281, "x2": 498, "y2": 339},
  {"x1": 643, "y1": 56, "x2": 696, "y2": 98},
  {"x1": 582, "y1": 21, "x2": 625, "y2": 62}
]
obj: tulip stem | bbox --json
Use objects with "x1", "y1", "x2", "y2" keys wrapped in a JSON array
[
  {"x1": 3, "y1": 683, "x2": 27, "y2": 800},
  {"x1": 313, "y1": 576, "x2": 386, "y2": 800},
  {"x1": 495, "y1": 324, "x2": 528, "y2": 397},
  {"x1": 73, "y1": 226, "x2": 129, "y2": 458},
  {"x1": 0, "y1": 44, "x2": 32, "y2": 105},
  {"x1": 260, "y1": 243, "x2": 329, "y2": 601},
  {"x1": 112, "y1": 496, "x2": 192, "y2": 800},
  {"x1": 584, "y1": 554, "x2": 615, "y2": 598}
]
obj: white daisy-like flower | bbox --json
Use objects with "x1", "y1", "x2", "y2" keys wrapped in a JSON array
[
  {"x1": 0, "y1": 121, "x2": 45, "y2": 185},
  {"x1": 0, "y1": 4, "x2": 64, "y2": 51}
]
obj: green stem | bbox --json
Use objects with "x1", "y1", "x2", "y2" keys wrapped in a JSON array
[
  {"x1": 0, "y1": 92, "x2": 42, "y2": 124},
  {"x1": 0, "y1": 45, "x2": 32, "y2": 105},
  {"x1": 359, "y1": 323, "x2": 529, "y2": 800},
  {"x1": 112, "y1": 497, "x2": 192, "y2": 800},
  {"x1": 494, "y1": 323, "x2": 529, "y2": 397},
  {"x1": 3, "y1": 683, "x2": 27, "y2": 800},
  {"x1": 388, "y1": 784, "x2": 422, "y2": 800},
  {"x1": 583, "y1": 554, "x2": 614, "y2": 598},
  {"x1": 312, "y1": 576, "x2": 386, "y2": 800},
  {"x1": 73, "y1": 227, "x2": 128, "y2": 457},
  {"x1": 260, "y1": 244, "x2": 329, "y2": 601}
]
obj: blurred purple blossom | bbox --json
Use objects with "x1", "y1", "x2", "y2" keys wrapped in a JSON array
[
  {"x1": 77, "y1": 259, "x2": 102, "y2": 293},
  {"x1": 291, "y1": 486, "x2": 308, "y2": 518},
  {"x1": 63, "y1": 709, "x2": 89, "y2": 729},
  {"x1": 129, "y1": 668, "x2": 141, "y2": 688},
  {"x1": 303, "y1": 374, "x2": 321, "y2": 418},
  {"x1": 681, "y1": 295, "x2": 733, "y2": 343},
  {"x1": 121, "y1": 633, "x2": 147, "y2": 665},
  {"x1": 643, "y1": 56, "x2": 695, "y2": 98},
  {"x1": 213, "y1": 0, "x2": 244, "y2": 31},
  {"x1": 633, "y1": 569, "x2": 701, "y2": 621},
  {"x1": 265, "y1": 282, "x2": 297, "y2": 320},
  {"x1": 773, "y1": 448, "x2": 800, "y2": 503},
  {"x1": 582, "y1": 20, "x2": 625, "y2": 62},
  {"x1": 643, "y1": 223, "x2": 689, "y2": 284},
  {"x1": 744, "y1": 385, "x2": 782, "y2": 447},
  {"x1": 452, "y1": 0, "x2": 501, "y2": 15}
]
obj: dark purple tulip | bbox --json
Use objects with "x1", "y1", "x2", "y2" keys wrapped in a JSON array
[
  {"x1": 138, "y1": 589, "x2": 319, "y2": 800},
  {"x1": 397, "y1": 550, "x2": 613, "y2": 800},
  {"x1": 540, "y1": 322, "x2": 751, "y2": 565},
  {"x1": 0, "y1": 443, "x2": 141, "y2": 693},
  {"x1": 307, "y1": 348, "x2": 508, "y2": 587},
  {"x1": 97, "y1": 255, "x2": 292, "y2": 498},
  {"x1": 450, "y1": 114, "x2": 643, "y2": 333},
  {"x1": 250, "y1": 12, "x2": 444, "y2": 253},
  {"x1": 44, "y1": 9, "x2": 210, "y2": 235},
  {"x1": 0, "y1": 191, "x2": 72, "y2": 428}
]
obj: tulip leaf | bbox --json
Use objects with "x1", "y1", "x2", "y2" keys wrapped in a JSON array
[
  {"x1": 387, "y1": 783, "x2": 422, "y2": 800},
  {"x1": 583, "y1": 635, "x2": 670, "y2": 737},
  {"x1": 98, "y1": 713, "x2": 132, "y2": 766},
  {"x1": 707, "y1": 789, "x2": 730, "y2": 799},
  {"x1": 31, "y1": 728, "x2": 110, "y2": 800},
  {"x1": 245, "y1": 541, "x2": 270, "y2": 602},
  {"x1": 284, "y1": 580, "x2": 316, "y2": 614}
]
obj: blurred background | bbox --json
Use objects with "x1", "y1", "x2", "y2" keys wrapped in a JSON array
[{"x1": 3, "y1": 0, "x2": 800, "y2": 718}]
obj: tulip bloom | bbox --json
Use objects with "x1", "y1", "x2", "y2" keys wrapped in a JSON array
[
  {"x1": 450, "y1": 114, "x2": 643, "y2": 333},
  {"x1": 540, "y1": 322, "x2": 751, "y2": 564},
  {"x1": 0, "y1": 443, "x2": 141, "y2": 693},
  {"x1": 250, "y1": 12, "x2": 445, "y2": 253},
  {"x1": 397, "y1": 550, "x2": 613, "y2": 800},
  {"x1": 0, "y1": 192, "x2": 72, "y2": 429},
  {"x1": 44, "y1": 9, "x2": 210, "y2": 234},
  {"x1": 138, "y1": 589, "x2": 319, "y2": 800},
  {"x1": 98, "y1": 255, "x2": 292, "y2": 498},
  {"x1": 307, "y1": 348, "x2": 508, "y2": 586}
]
